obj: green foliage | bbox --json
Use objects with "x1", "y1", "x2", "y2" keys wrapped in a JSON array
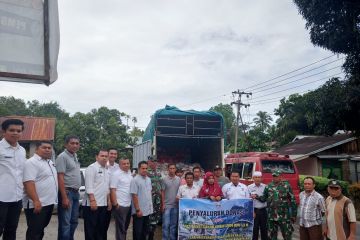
[
  {"x1": 253, "y1": 111, "x2": 273, "y2": 132},
  {"x1": 227, "y1": 111, "x2": 274, "y2": 152},
  {"x1": 299, "y1": 175, "x2": 349, "y2": 197},
  {"x1": 0, "y1": 96, "x2": 30, "y2": 116},
  {"x1": 130, "y1": 127, "x2": 144, "y2": 137},
  {"x1": 210, "y1": 103, "x2": 236, "y2": 151},
  {"x1": 349, "y1": 184, "x2": 360, "y2": 220},
  {"x1": 0, "y1": 96, "x2": 133, "y2": 167},
  {"x1": 64, "y1": 107, "x2": 130, "y2": 166},
  {"x1": 210, "y1": 103, "x2": 235, "y2": 131},
  {"x1": 293, "y1": 0, "x2": 360, "y2": 134},
  {"x1": 210, "y1": 104, "x2": 275, "y2": 152},
  {"x1": 275, "y1": 78, "x2": 348, "y2": 145}
]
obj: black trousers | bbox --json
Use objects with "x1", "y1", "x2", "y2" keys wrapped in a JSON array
[
  {"x1": 253, "y1": 208, "x2": 268, "y2": 240},
  {"x1": 0, "y1": 200, "x2": 22, "y2": 240},
  {"x1": 24, "y1": 204, "x2": 54, "y2": 240},
  {"x1": 83, "y1": 206, "x2": 109, "y2": 240},
  {"x1": 104, "y1": 209, "x2": 112, "y2": 236},
  {"x1": 132, "y1": 215, "x2": 149, "y2": 240}
]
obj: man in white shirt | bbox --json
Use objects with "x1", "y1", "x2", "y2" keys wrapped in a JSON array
[
  {"x1": 193, "y1": 166, "x2": 204, "y2": 188},
  {"x1": 105, "y1": 148, "x2": 119, "y2": 234},
  {"x1": 110, "y1": 158, "x2": 133, "y2": 240},
  {"x1": 249, "y1": 171, "x2": 268, "y2": 240},
  {"x1": 177, "y1": 172, "x2": 200, "y2": 199},
  {"x1": 107, "y1": 148, "x2": 119, "y2": 175},
  {"x1": 23, "y1": 141, "x2": 58, "y2": 240},
  {"x1": 0, "y1": 119, "x2": 26, "y2": 240},
  {"x1": 222, "y1": 171, "x2": 250, "y2": 200},
  {"x1": 83, "y1": 149, "x2": 111, "y2": 240}
]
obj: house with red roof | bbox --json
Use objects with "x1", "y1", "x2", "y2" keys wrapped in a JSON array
[{"x1": 0, "y1": 116, "x2": 56, "y2": 157}]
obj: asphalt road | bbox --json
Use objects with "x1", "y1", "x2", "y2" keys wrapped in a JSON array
[
  {"x1": 16, "y1": 212, "x2": 162, "y2": 240},
  {"x1": 15, "y1": 213, "x2": 359, "y2": 239}
]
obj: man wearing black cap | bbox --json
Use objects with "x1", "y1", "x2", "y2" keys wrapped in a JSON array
[
  {"x1": 324, "y1": 180, "x2": 356, "y2": 240},
  {"x1": 213, "y1": 165, "x2": 229, "y2": 188}
]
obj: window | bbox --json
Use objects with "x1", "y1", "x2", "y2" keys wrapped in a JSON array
[
  {"x1": 231, "y1": 163, "x2": 243, "y2": 175},
  {"x1": 80, "y1": 171, "x2": 85, "y2": 186},
  {"x1": 261, "y1": 160, "x2": 295, "y2": 174},
  {"x1": 243, "y1": 163, "x2": 254, "y2": 179}
]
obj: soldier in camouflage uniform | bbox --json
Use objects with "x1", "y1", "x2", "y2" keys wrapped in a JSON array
[
  {"x1": 257, "y1": 170, "x2": 297, "y2": 240},
  {"x1": 147, "y1": 160, "x2": 162, "y2": 240}
]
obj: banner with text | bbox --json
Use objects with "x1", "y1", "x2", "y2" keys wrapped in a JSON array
[{"x1": 178, "y1": 198, "x2": 254, "y2": 240}]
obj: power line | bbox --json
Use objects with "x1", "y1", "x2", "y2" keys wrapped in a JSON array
[
  {"x1": 250, "y1": 99, "x2": 285, "y2": 106},
  {"x1": 179, "y1": 94, "x2": 228, "y2": 108},
  {"x1": 242, "y1": 54, "x2": 337, "y2": 91},
  {"x1": 250, "y1": 61, "x2": 343, "y2": 92},
  {"x1": 172, "y1": 55, "x2": 340, "y2": 110},
  {"x1": 248, "y1": 72, "x2": 343, "y2": 101},
  {"x1": 246, "y1": 89, "x2": 318, "y2": 104},
  {"x1": 252, "y1": 65, "x2": 342, "y2": 94},
  {"x1": 133, "y1": 54, "x2": 340, "y2": 120}
]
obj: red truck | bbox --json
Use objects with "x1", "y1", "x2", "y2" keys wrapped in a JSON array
[{"x1": 224, "y1": 152, "x2": 300, "y2": 204}]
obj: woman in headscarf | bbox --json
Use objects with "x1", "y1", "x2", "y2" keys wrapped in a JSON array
[{"x1": 199, "y1": 172, "x2": 223, "y2": 201}]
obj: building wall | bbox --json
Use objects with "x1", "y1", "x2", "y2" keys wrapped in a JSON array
[
  {"x1": 295, "y1": 156, "x2": 319, "y2": 176},
  {"x1": 29, "y1": 143, "x2": 36, "y2": 157}
]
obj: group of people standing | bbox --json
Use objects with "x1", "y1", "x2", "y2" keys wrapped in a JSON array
[{"x1": 0, "y1": 118, "x2": 357, "y2": 240}]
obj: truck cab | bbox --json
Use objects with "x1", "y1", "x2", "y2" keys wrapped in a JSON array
[{"x1": 225, "y1": 152, "x2": 300, "y2": 204}]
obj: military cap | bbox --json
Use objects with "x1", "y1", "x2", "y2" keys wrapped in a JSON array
[
  {"x1": 328, "y1": 179, "x2": 341, "y2": 188},
  {"x1": 272, "y1": 169, "x2": 281, "y2": 177}
]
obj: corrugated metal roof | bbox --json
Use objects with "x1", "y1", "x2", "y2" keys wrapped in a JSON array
[
  {"x1": 0, "y1": 116, "x2": 55, "y2": 141},
  {"x1": 275, "y1": 134, "x2": 355, "y2": 156}
]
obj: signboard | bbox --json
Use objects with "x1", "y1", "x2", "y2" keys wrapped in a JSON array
[
  {"x1": 0, "y1": 0, "x2": 59, "y2": 85},
  {"x1": 178, "y1": 198, "x2": 254, "y2": 240}
]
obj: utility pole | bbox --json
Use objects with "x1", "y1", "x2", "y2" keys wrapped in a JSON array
[{"x1": 231, "y1": 90, "x2": 252, "y2": 153}]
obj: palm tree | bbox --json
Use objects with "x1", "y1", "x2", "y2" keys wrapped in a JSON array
[
  {"x1": 132, "y1": 116, "x2": 137, "y2": 128},
  {"x1": 253, "y1": 111, "x2": 273, "y2": 132}
]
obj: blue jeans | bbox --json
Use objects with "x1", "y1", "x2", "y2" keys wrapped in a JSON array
[
  {"x1": 57, "y1": 190, "x2": 79, "y2": 240},
  {"x1": 162, "y1": 207, "x2": 178, "y2": 240}
]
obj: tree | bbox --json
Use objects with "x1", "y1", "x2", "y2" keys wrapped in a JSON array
[
  {"x1": 293, "y1": 0, "x2": 360, "y2": 75},
  {"x1": 274, "y1": 78, "x2": 348, "y2": 145},
  {"x1": 130, "y1": 127, "x2": 144, "y2": 137},
  {"x1": 27, "y1": 100, "x2": 70, "y2": 120},
  {"x1": 64, "y1": 107, "x2": 130, "y2": 166},
  {"x1": 209, "y1": 103, "x2": 236, "y2": 151},
  {"x1": 0, "y1": 96, "x2": 30, "y2": 116},
  {"x1": 253, "y1": 111, "x2": 273, "y2": 132},
  {"x1": 293, "y1": 0, "x2": 360, "y2": 133},
  {"x1": 210, "y1": 103, "x2": 235, "y2": 130},
  {"x1": 0, "y1": 96, "x2": 133, "y2": 166},
  {"x1": 132, "y1": 116, "x2": 137, "y2": 128}
]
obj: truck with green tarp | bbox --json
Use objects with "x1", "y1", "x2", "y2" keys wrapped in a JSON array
[{"x1": 133, "y1": 105, "x2": 225, "y2": 171}]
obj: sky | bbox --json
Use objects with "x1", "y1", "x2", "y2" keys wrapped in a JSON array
[{"x1": 0, "y1": 0, "x2": 344, "y2": 129}]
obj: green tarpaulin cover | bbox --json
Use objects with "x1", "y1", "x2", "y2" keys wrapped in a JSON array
[{"x1": 142, "y1": 105, "x2": 226, "y2": 143}]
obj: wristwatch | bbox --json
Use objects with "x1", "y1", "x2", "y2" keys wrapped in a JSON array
[{"x1": 136, "y1": 209, "x2": 140, "y2": 213}]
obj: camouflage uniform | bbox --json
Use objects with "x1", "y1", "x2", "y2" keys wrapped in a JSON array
[
  {"x1": 147, "y1": 161, "x2": 162, "y2": 240},
  {"x1": 258, "y1": 180, "x2": 297, "y2": 240}
]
